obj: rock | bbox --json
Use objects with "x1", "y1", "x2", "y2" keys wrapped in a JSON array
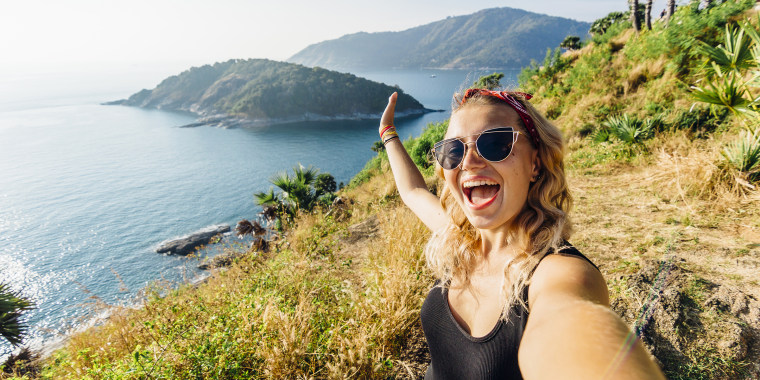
[
  {"x1": 346, "y1": 216, "x2": 379, "y2": 243},
  {"x1": 197, "y1": 251, "x2": 244, "y2": 270},
  {"x1": 611, "y1": 257, "x2": 760, "y2": 377},
  {"x1": 156, "y1": 224, "x2": 230, "y2": 255}
]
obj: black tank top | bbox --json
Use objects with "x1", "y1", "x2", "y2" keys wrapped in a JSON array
[{"x1": 420, "y1": 244, "x2": 598, "y2": 380}]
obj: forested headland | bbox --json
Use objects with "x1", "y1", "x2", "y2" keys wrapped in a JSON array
[{"x1": 107, "y1": 59, "x2": 428, "y2": 127}]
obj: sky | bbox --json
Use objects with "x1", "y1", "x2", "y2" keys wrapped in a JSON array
[{"x1": 0, "y1": 0, "x2": 676, "y2": 72}]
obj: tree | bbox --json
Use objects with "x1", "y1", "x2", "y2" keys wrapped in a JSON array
[
  {"x1": 560, "y1": 36, "x2": 582, "y2": 50},
  {"x1": 0, "y1": 283, "x2": 34, "y2": 347},
  {"x1": 630, "y1": 0, "x2": 641, "y2": 32},
  {"x1": 471, "y1": 72, "x2": 504, "y2": 90},
  {"x1": 645, "y1": 0, "x2": 653, "y2": 30},
  {"x1": 370, "y1": 140, "x2": 385, "y2": 152},
  {"x1": 666, "y1": 0, "x2": 676, "y2": 23},
  {"x1": 254, "y1": 165, "x2": 337, "y2": 225},
  {"x1": 589, "y1": 11, "x2": 627, "y2": 35}
]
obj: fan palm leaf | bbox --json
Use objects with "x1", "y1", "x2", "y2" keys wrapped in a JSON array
[{"x1": 0, "y1": 283, "x2": 34, "y2": 346}]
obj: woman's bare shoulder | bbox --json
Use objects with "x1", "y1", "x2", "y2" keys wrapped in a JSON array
[{"x1": 528, "y1": 250, "x2": 609, "y2": 308}]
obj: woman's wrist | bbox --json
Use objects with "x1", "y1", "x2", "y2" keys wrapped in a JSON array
[{"x1": 380, "y1": 124, "x2": 398, "y2": 145}]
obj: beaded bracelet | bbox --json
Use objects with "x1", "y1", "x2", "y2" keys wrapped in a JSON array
[
  {"x1": 382, "y1": 130, "x2": 398, "y2": 144},
  {"x1": 379, "y1": 124, "x2": 394, "y2": 138},
  {"x1": 383, "y1": 135, "x2": 399, "y2": 145}
]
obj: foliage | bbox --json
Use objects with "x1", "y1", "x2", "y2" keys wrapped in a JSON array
[
  {"x1": 471, "y1": 73, "x2": 505, "y2": 90},
  {"x1": 692, "y1": 20, "x2": 760, "y2": 116},
  {"x1": 518, "y1": 47, "x2": 570, "y2": 95},
  {"x1": 0, "y1": 283, "x2": 34, "y2": 347},
  {"x1": 560, "y1": 36, "x2": 582, "y2": 50},
  {"x1": 254, "y1": 165, "x2": 337, "y2": 224},
  {"x1": 404, "y1": 121, "x2": 449, "y2": 176},
  {"x1": 627, "y1": 0, "x2": 754, "y2": 73}
]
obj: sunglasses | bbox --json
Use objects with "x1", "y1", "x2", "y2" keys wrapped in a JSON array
[{"x1": 432, "y1": 127, "x2": 523, "y2": 170}]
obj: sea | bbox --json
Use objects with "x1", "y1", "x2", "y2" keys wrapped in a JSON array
[{"x1": 0, "y1": 64, "x2": 520, "y2": 358}]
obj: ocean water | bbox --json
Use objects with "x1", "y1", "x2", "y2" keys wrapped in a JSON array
[{"x1": 0, "y1": 65, "x2": 519, "y2": 358}]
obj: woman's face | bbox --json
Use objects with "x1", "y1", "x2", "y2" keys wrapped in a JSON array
[{"x1": 443, "y1": 104, "x2": 540, "y2": 232}]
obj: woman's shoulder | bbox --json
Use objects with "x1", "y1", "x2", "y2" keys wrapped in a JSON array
[
  {"x1": 549, "y1": 243, "x2": 599, "y2": 271},
  {"x1": 528, "y1": 242, "x2": 609, "y2": 307}
]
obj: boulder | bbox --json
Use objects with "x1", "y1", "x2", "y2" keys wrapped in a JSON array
[{"x1": 156, "y1": 224, "x2": 230, "y2": 255}]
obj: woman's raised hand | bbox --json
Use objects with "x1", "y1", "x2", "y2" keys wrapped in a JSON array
[{"x1": 380, "y1": 92, "x2": 397, "y2": 135}]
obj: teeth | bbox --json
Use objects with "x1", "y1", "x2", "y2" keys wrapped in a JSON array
[{"x1": 462, "y1": 179, "x2": 498, "y2": 188}]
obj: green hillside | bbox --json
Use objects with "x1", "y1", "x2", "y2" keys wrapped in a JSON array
[
  {"x1": 110, "y1": 59, "x2": 427, "y2": 123},
  {"x1": 288, "y1": 7, "x2": 590, "y2": 70}
]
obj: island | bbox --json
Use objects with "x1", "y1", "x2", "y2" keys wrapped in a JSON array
[{"x1": 106, "y1": 59, "x2": 432, "y2": 128}]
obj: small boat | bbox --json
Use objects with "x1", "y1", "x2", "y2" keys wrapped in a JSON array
[{"x1": 430, "y1": 74, "x2": 437, "y2": 78}]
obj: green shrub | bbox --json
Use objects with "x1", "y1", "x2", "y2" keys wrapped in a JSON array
[
  {"x1": 603, "y1": 114, "x2": 653, "y2": 145},
  {"x1": 669, "y1": 106, "x2": 728, "y2": 133},
  {"x1": 722, "y1": 128, "x2": 760, "y2": 181}
]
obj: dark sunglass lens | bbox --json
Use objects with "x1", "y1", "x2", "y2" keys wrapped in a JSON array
[
  {"x1": 477, "y1": 130, "x2": 514, "y2": 162},
  {"x1": 435, "y1": 140, "x2": 464, "y2": 170}
]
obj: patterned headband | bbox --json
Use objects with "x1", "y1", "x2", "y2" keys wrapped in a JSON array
[{"x1": 460, "y1": 89, "x2": 540, "y2": 147}]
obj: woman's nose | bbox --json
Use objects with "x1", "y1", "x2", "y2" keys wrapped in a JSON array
[{"x1": 460, "y1": 141, "x2": 486, "y2": 170}]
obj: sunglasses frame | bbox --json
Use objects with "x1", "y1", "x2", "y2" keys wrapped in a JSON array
[{"x1": 431, "y1": 127, "x2": 524, "y2": 170}]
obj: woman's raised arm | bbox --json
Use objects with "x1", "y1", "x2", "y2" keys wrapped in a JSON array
[{"x1": 381, "y1": 92, "x2": 447, "y2": 231}]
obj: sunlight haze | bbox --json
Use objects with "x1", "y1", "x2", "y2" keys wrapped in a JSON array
[{"x1": 0, "y1": 0, "x2": 667, "y2": 70}]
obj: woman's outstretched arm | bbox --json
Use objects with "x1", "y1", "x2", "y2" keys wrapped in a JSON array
[
  {"x1": 381, "y1": 92, "x2": 447, "y2": 231},
  {"x1": 518, "y1": 254, "x2": 666, "y2": 380}
]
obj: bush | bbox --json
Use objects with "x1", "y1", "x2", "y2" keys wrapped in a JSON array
[
  {"x1": 602, "y1": 114, "x2": 653, "y2": 145},
  {"x1": 722, "y1": 128, "x2": 760, "y2": 182},
  {"x1": 669, "y1": 106, "x2": 728, "y2": 134}
]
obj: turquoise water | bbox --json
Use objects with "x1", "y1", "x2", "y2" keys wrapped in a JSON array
[{"x1": 0, "y1": 66, "x2": 519, "y2": 357}]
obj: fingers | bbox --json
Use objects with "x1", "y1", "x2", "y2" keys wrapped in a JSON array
[{"x1": 380, "y1": 92, "x2": 397, "y2": 133}]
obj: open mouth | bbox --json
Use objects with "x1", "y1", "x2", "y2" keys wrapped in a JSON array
[{"x1": 462, "y1": 179, "x2": 500, "y2": 208}]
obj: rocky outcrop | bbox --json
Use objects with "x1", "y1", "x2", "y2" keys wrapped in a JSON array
[
  {"x1": 156, "y1": 224, "x2": 230, "y2": 255},
  {"x1": 611, "y1": 257, "x2": 760, "y2": 378},
  {"x1": 346, "y1": 216, "x2": 379, "y2": 243}
]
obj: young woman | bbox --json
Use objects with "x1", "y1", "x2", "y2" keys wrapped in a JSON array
[{"x1": 379, "y1": 90, "x2": 665, "y2": 379}]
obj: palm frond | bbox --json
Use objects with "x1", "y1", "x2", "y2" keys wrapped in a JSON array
[
  {"x1": 292, "y1": 164, "x2": 318, "y2": 186},
  {"x1": 0, "y1": 282, "x2": 34, "y2": 346},
  {"x1": 691, "y1": 74, "x2": 751, "y2": 114},
  {"x1": 254, "y1": 187, "x2": 280, "y2": 206}
]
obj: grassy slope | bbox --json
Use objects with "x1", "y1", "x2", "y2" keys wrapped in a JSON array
[{"x1": 7, "y1": 2, "x2": 760, "y2": 379}]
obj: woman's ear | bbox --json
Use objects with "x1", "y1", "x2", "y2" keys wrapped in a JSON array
[{"x1": 530, "y1": 151, "x2": 541, "y2": 182}]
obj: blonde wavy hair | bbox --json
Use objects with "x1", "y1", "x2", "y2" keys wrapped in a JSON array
[{"x1": 424, "y1": 89, "x2": 573, "y2": 319}]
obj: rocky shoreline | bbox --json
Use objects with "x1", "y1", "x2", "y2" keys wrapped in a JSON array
[{"x1": 175, "y1": 108, "x2": 442, "y2": 129}]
